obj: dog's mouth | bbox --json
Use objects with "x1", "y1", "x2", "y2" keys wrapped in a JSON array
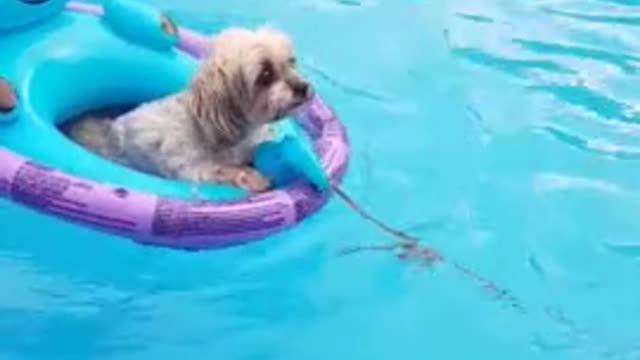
[
  {"x1": 270, "y1": 111, "x2": 287, "y2": 123},
  {"x1": 271, "y1": 100, "x2": 308, "y2": 123},
  {"x1": 288, "y1": 100, "x2": 307, "y2": 113}
]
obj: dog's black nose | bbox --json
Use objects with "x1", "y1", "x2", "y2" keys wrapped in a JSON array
[{"x1": 293, "y1": 82, "x2": 310, "y2": 98}]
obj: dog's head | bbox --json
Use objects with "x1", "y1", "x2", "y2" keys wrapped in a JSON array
[{"x1": 190, "y1": 27, "x2": 313, "y2": 146}]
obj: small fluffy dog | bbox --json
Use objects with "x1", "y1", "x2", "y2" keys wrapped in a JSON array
[{"x1": 65, "y1": 27, "x2": 313, "y2": 192}]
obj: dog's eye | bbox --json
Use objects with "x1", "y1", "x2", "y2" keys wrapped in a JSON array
[
  {"x1": 256, "y1": 60, "x2": 275, "y2": 87},
  {"x1": 288, "y1": 57, "x2": 296, "y2": 65}
]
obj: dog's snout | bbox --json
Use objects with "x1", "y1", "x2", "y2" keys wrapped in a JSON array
[{"x1": 292, "y1": 81, "x2": 311, "y2": 99}]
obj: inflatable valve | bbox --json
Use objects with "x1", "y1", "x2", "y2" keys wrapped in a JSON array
[
  {"x1": 0, "y1": 78, "x2": 18, "y2": 124},
  {"x1": 102, "y1": 0, "x2": 179, "y2": 51},
  {"x1": 254, "y1": 122, "x2": 330, "y2": 193}
]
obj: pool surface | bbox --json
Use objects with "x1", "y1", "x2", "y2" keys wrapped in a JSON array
[{"x1": 2, "y1": 0, "x2": 640, "y2": 359}]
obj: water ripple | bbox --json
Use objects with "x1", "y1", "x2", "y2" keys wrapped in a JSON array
[
  {"x1": 455, "y1": 13, "x2": 495, "y2": 24},
  {"x1": 533, "y1": 173, "x2": 624, "y2": 194},
  {"x1": 302, "y1": 60, "x2": 389, "y2": 103},
  {"x1": 513, "y1": 39, "x2": 640, "y2": 73},
  {"x1": 542, "y1": 7, "x2": 640, "y2": 26},
  {"x1": 336, "y1": 0, "x2": 361, "y2": 6},
  {"x1": 530, "y1": 84, "x2": 640, "y2": 124},
  {"x1": 452, "y1": 0, "x2": 640, "y2": 162},
  {"x1": 452, "y1": 47, "x2": 576, "y2": 78},
  {"x1": 603, "y1": 240, "x2": 640, "y2": 258},
  {"x1": 541, "y1": 125, "x2": 640, "y2": 160}
]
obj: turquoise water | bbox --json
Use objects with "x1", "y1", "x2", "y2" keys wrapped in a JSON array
[{"x1": 2, "y1": 0, "x2": 640, "y2": 359}]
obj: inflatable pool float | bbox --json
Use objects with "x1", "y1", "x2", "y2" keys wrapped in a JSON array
[{"x1": 0, "y1": 0, "x2": 349, "y2": 250}]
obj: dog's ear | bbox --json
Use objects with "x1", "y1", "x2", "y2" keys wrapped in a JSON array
[{"x1": 190, "y1": 57, "x2": 247, "y2": 148}]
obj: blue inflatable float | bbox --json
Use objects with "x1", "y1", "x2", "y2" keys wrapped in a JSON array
[{"x1": 0, "y1": 0, "x2": 350, "y2": 249}]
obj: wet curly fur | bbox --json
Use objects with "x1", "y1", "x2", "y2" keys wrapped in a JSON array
[{"x1": 65, "y1": 27, "x2": 313, "y2": 192}]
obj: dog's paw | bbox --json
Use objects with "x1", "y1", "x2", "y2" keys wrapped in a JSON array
[
  {"x1": 182, "y1": 164, "x2": 272, "y2": 193},
  {"x1": 233, "y1": 167, "x2": 271, "y2": 193}
]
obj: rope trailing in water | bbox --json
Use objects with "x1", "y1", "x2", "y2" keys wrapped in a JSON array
[{"x1": 332, "y1": 185, "x2": 526, "y2": 313}]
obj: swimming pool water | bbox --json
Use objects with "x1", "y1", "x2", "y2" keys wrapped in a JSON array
[{"x1": 2, "y1": 0, "x2": 640, "y2": 359}]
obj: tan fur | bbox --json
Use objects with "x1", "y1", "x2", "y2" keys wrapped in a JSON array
[
  {"x1": 64, "y1": 116, "x2": 125, "y2": 162},
  {"x1": 65, "y1": 27, "x2": 313, "y2": 192}
]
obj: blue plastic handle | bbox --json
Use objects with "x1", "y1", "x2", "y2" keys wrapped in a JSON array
[{"x1": 254, "y1": 121, "x2": 330, "y2": 192}]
